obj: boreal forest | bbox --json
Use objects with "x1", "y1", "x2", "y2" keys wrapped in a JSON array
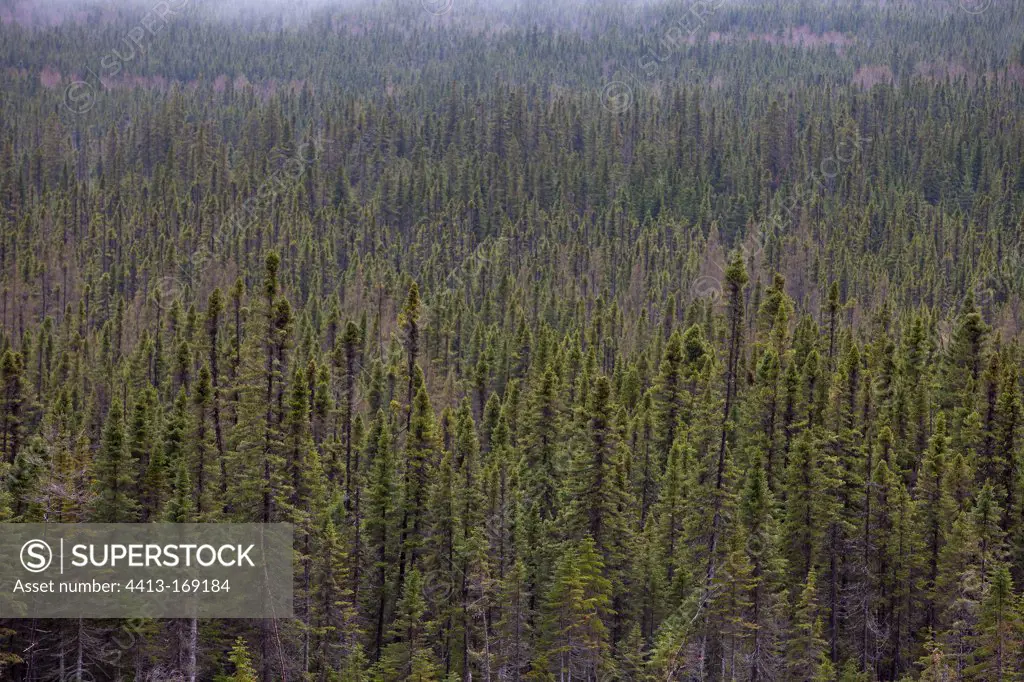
[{"x1": 1, "y1": 0, "x2": 1024, "y2": 679}]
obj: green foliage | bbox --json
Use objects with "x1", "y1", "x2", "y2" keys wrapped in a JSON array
[
  {"x1": 89, "y1": 399, "x2": 139, "y2": 522},
  {"x1": 223, "y1": 637, "x2": 258, "y2": 682},
  {"x1": 0, "y1": 0, "x2": 1023, "y2": 679}
]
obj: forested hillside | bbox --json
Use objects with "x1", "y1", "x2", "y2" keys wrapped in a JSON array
[{"x1": 1, "y1": 0, "x2": 1024, "y2": 679}]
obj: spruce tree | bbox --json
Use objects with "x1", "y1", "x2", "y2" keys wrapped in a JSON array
[
  {"x1": 192, "y1": 365, "x2": 218, "y2": 519},
  {"x1": 916, "y1": 413, "x2": 955, "y2": 632},
  {"x1": 0, "y1": 349, "x2": 24, "y2": 464},
  {"x1": 89, "y1": 399, "x2": 139, "y2": 522},
  {"x1": 786, "y1": 569, "x2": 828, "y2": 682},
  {"x1": 311, "y1": 515, "x2": 358, "y2": 678},
  {"x1": 968, "y1": 564, "x2": 1022, "y2": 681},
  {"x1": 224, "y1": 638, "x2": 258, "y2": 682},
  {"x1": 740, "y1": 454, "x2": 786, "y2": 682},
  {"x1": 365, "y1": 410, "x2": 397, "y2": 661},
  {"x1": 396, "y1": 384, "x2": 437, "y2": 600},
  {"x1": 381, "y1": 568, "x2": 437, "y2": 681},
  {"x1": 401, "y1": 284, "x2": 421, "y2": 431},
  {"x1": 534, "y1": 537, "x2": 612, "y2": 681}
]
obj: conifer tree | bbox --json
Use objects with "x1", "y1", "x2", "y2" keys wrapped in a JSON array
[
  {"x1": 205, "y1": 288, "x2": 226, "y2": 471},
  {"x1": 145, "y1": 389, "x2": 186, "y2": 521},
  {"x1": 424, "y1": 446, "x2": 459, "y2": 674},
  {"x1": 225, "y1": 638, "x2": 258, "y2": 682},
  {"x1": 563, "y1": 375, "x2": 629, "y2": 566},
  {"x1": 942, "y1": 292, "x2": 988, "y2": 428},
  {"x1": 534, "y1": 537, "x2": 612, "y2": 681},
  {"x1": 634, "y1": 516, "x2": 667, "y2": 644},
  {"x1": 164, "y1": 455, "x2": 195, "y2": 523},
  {"x1": 128, "y1": 387, "x2": 156, "y2": 512},
  {"x1": 495, "y1": 559, "x2": 532, "y2": 681},
  {"x1": 192, "y1": 365, "x2": 218, "y2": 519},
  {"x1": 916, "y1": 634, "x2": 954, "y2": 682},
  {"x1": 871, "y1": 457, "x2": 917, "y2": 678},
  {"x1": 784, "y1": 434, "x2": 832, "y2": 580},
  {"x1": 656, "y1": 440, "x2": 693, "y2": 594},
  {"x1": 381, "y1": 568, "x2": 437, "y2": 681},
  {"x1": 7, "y1": 436, "x2": 43, "y2": 520},
  {"x1": 523, "y1": 366, "x2": 561, "y2": 521},
  {"x1": 968, "y1": 564, "x2": 1022, "y2": 681},
  {"x1": 89, "y1": 399, "x2": 139, "y2": 522},
  {"x1": 396, "y1": 385, "x2": 437, "y2": 600},
  {"x1": 228, "y1": 253, "x2": 293, "y2": 525},
  {"x1": 311, "y1": 515, "x2": 358, "y2": 678},
  {"x1": 653, "y1": 331, "x2": 685, "y2": 466},
  {"x1": 786, "y1": 569, "x2": 828, "y2": 682},
  {"x1": 707, "y1": 252, "x2": 748, "y2": 586},
  {"x1": 632, "y1": 392, "x2": 658, "y2": 529},
  {"x1": 740, "y1": 454, "x2": 786, "y2": 682},
  {"x1": 401, "y1": 284, "x2": 421, "y2": 430},
  {"x1": 339, "y1": 320, "x2": 361, "y2": 494},
  {"x1": 0, "y1": 349, "x2": 24, "y2": 464},
  {"x1": 365, "y1": 411, "x2": 397, "y2": 660},
  {"x1": 742, "y1": 348, "x2": 783, "y2": 491},
  {"x1": 452, "y1": 400, "x2": 485, "y2": 680},
  {"x1": 992, "y1": 360, "x2": 1020, "y2": 526},
  {"x1": 916, "y1": 413, "x2": 955, "y2": 631}
]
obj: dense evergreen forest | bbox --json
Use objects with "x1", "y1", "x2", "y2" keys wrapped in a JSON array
[{"x1": 1, "y1": 0, "x2": 1024, "y2": 679}]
